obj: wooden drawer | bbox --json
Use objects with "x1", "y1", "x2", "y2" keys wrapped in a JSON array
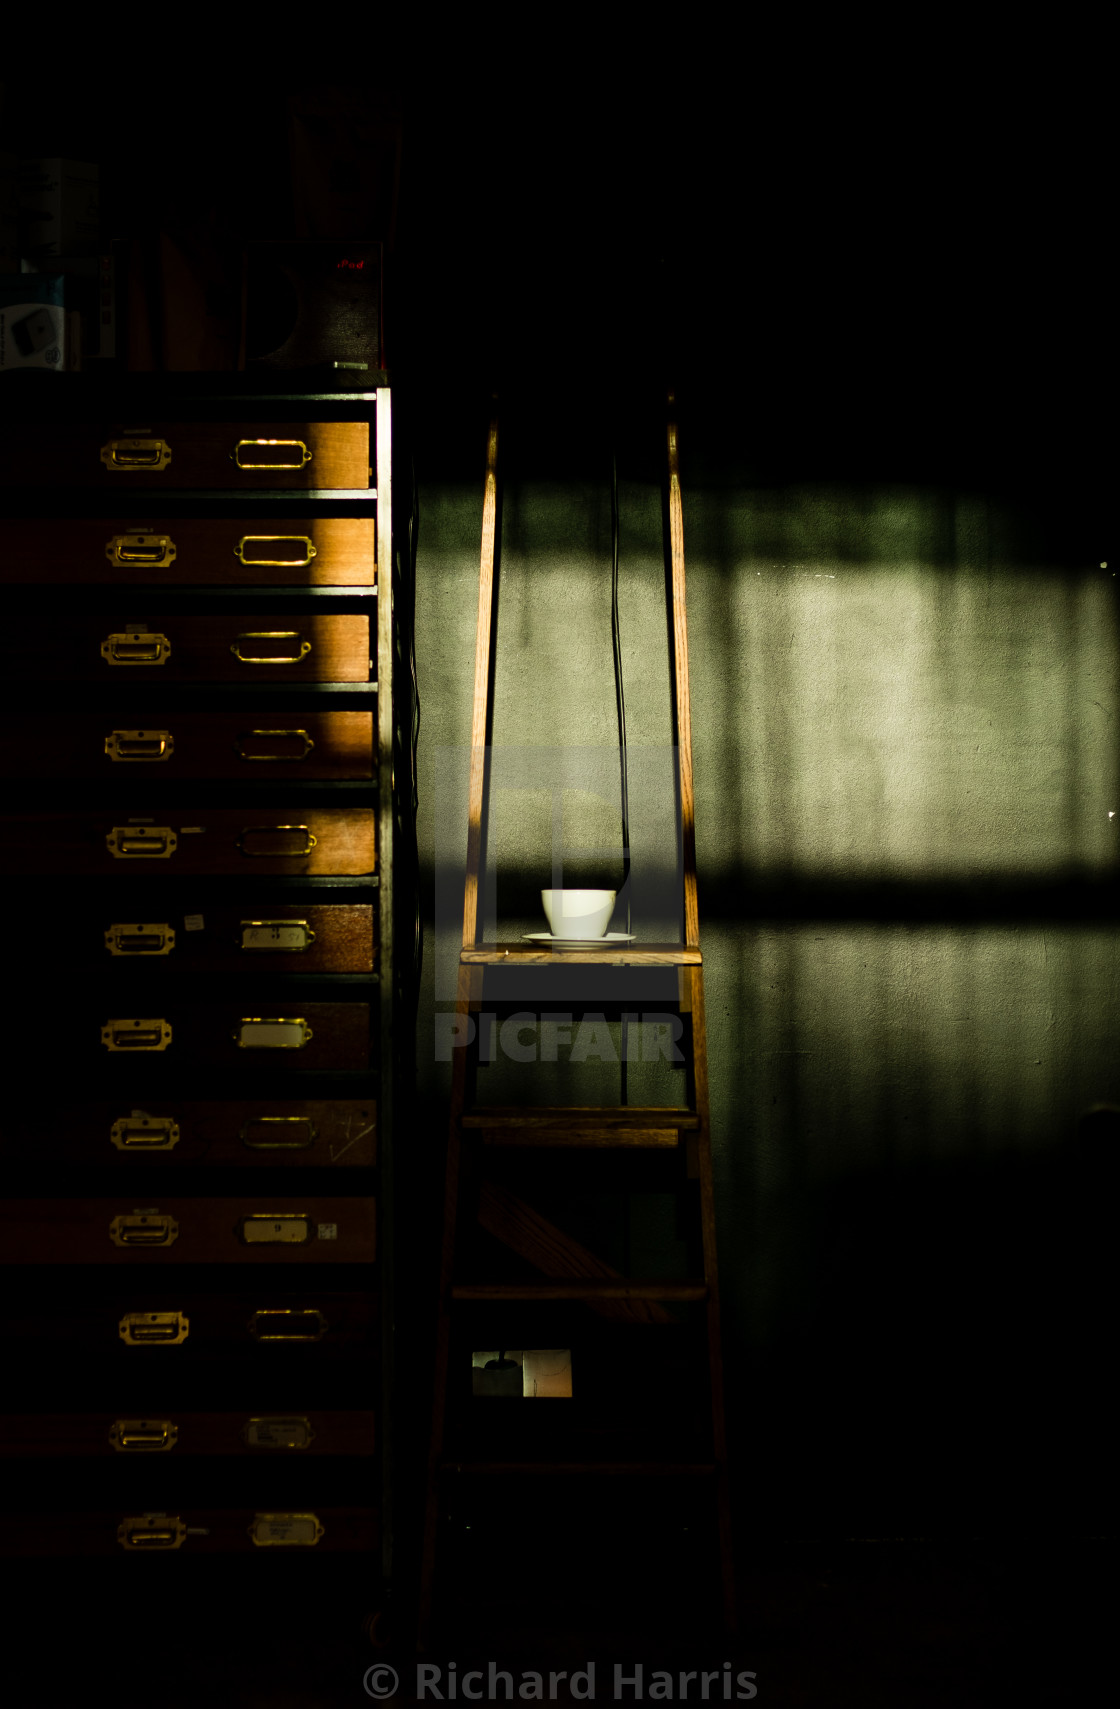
[
  {"x1": 7, "y1": 613, "x2": 371, "y2": 682},
  {"x1": 0, "y1": 1410, "x2": 376, "y2": 1457},
  {"x1": 0, "y1": 517, "x2": 373, "y2": 586},
  {"x1": 51, "y1": 1001, "x2": 372, "y2": 1073},
  {"x1": 7, "y1": 711, "x2": 373, "y2": 780},
  {"x1": 0, "y1": 1197, "x2": 376, "y2": 1264},
  {"x1": 0, "y1": 421, "x2": 369, "y2": 489},
  {"x1": 0, "y1": 1288, "x2": 376, "y2": 1362},
  {"x1": 15, "y1": 905, "x2": 376, "y2": 974},
  {"x1": 0, "y1": 1098, "x2": 376, "y2": 1167},
  {"x1": 0, "y1": 809, "x2": 375, "y2": 875},
  {"x1": 0, "y1": 1506, "x2": 378, "y2": 1555}
]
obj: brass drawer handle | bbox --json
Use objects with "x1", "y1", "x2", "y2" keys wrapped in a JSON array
[
  {"x1": 101, "y1": 1018, "x2": 172, "y2": 1052},
  {"x1": 110, "y1": 1210, "x2": 179, "y2": 1247},
  {"x1": 248, "y1": 1512, "x2": 323, "y2": 1547},
  {"x1": 105, "y1": 923, "x2": 176, "y2": 957},
  {"x1": 118, "y1": 1311, "x2": 189, "y2": 1345},
  {"x1": 234, "y1": 729, "x2": 314, "y2": 763},
  {"x1": 109, "y1": 1419, "x2": 178, "y2": 1453},
  {"x1": 105, "y1": 730, "x2": 173, "y2": 762},
  {"x1": 234, "y1": 1018, "x2": 312, "y2": 1050},
  {"x1": 105, "y1": 532, "x2": 176, "y2": 567},
  {"x1": 231, "y1": 439, "x2": 312, "y2": 470},
  {"x1": 111, "y1": 1113, "x2": 180, "y2": 1151},
  {"x1": 106, "y1": 826, "x2": 177, "y2": 859},
  {"x1": 117, "y1": 1513, "x2": 186, "y2": 1550},
  {"x1": 238, "y1": 1214, "x2": 313, "y2": 1246},
  {"x1": 243, "y1": 1416, "x2": 315, "y2": 1450},
  {"x1": 101, "y1": 630, "x2": 171, "y2": 665},
  {"x1": 239, "y1": 921, "x2": 315, "y2": 953},
  {"x1": 247, "y1": 1308, "x2": 327, "y2": 1342},
  {"x1": 231, "y1": 632, "x2": 312, "y2": 664},
  {"x1": 101, "y1": 438, "x2": 171, "y2": 472},
  {"x1": 240, "y1": 1115, "x2": 317, "y2": 1151},
  {"x1": 233, "y1": 534, "x2": 317, "y2": 567},
  {"x1": 237, "y1": 825, "x2": 317, "y2": 859}
]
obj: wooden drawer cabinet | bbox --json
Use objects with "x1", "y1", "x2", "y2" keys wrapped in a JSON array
[
  {"x1": 0, "y1": 420, "x2": 369, "y2": 489},
  {"x1": 0, "y1": 377, "x2": 400, "y2": 1609}
]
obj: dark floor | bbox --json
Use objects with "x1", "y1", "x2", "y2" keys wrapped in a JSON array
[{"x1": 6, "y1": 1531, "x2": 1111, "y2": 1706}]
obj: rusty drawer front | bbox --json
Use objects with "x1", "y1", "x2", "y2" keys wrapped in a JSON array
[
  {"x1": 0, "y1": 517, "x2": 373, "y2": 586},
  {"x1": 0, "y1": 1198, "x2": 376, "y2": 1264},
  {"x1": 0, "y1": 1099, "x2": 376, "y2": 1167},
  {"x1": 0, "y1": 421, "x2": 369, "y2": 489},
  {"x1": 0, "y1": 1410, "x2": 376, "y2": 1457},
  {"x1": 10, "y1": 614, "x2": 371, "y2": 681},
  {"x1": 9, "y1": 712, "x2": 373, "y2": 779},
  {"x1": 0, "y1": 1506, "x2": 377, "y2": 1555},
  {"x1": 0, "y1": 809, "x2": 375, "y2": 875},
  {"x1": 93, "y1": 905, "x2": 376, "y2": 973}
]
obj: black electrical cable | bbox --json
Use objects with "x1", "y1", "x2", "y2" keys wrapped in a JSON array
[
  {"x1": 612, "y1": 447, "x2": 631, "y2": 1108},
  {"x1": 611, "y1": 448, "x2": 630, "y2": 933},
  {"x1": 408, "y1": 449, "x2": 422, "y2": 1008}
]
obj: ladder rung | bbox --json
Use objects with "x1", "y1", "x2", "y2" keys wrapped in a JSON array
[
  {"x1": 441, "y1": 1461, "x2": 717, "y2": 1476},
  {"x1": 464, "y1": 1106, "x2": 700, "y2": 1130},
  {"x1": 461, "y1": 943, "x2": 702, "y2": 965},
  {"x1": 450, "y1": 1281, "x2": 709, "y2": 1303}
]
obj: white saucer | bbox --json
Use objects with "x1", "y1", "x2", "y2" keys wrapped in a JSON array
[{"x1": 521, "y1": 932, "x2": 637, "y2": 950}]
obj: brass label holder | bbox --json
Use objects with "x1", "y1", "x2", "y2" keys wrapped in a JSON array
[
  {"x1": 234, "y1": 1019, "x2": 312, "y2": 1050},
  {"x1": 231, "y1": 440, "x2": 312, "y2": 470},
  {"x1": 239, "y1": 921, "x2": 315, "y2": 952},
  {"x1": 231, "y1": 632, "x2": 312, "y2": 664},
  {"x1": 242, "y1": 1417, "x2": 315, "y2": 1450},
  {"x1": 237, "y1": 826, "x2": 317, "y2": 859},
  {"x1": 234, "y1": 730, "x2": 314, "y2": 762},
  {"x1": 237, "y1": 1214, "x2": 314, "y2": 1246},
  {"x1": 246, "y1": 1308, "x2": 327, "y2": 1342},
  {"x1": 240, "y1": 1115, "x2": 317, "y2": 1150},
  {"x1": 233, "y1": 535, "x2": 317, "y2": 567},
  {"x1": 248, "y1": 1512, "x2": 323, "y2": 1547}
]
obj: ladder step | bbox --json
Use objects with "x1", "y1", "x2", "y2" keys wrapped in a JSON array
[
  {"x1": 462, "y1": 943, "x2": 702, "y2": 966},
  {"x1": 441, "y1": 1461, "x2": 717, "y2": 1476},
  {"x1": 450, "y1": 1281, "x2": 709, "y2": 1303},
  {"x1": 464, "y1": 1106, "x2": 700, "y2": 1131}
]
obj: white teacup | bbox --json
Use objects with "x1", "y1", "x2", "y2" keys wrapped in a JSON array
[{"x1": 541, "y1": 888, "x2": 616, "y2": 939}]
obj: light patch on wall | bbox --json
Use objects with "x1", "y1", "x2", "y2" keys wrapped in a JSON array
[{"x1": 698, "y1": 562, "x2": 1118, "y2": 877}]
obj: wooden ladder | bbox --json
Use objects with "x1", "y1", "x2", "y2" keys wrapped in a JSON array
[{"x1": 418, "y1": 394, "x2": 734, "y2": 1643}]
